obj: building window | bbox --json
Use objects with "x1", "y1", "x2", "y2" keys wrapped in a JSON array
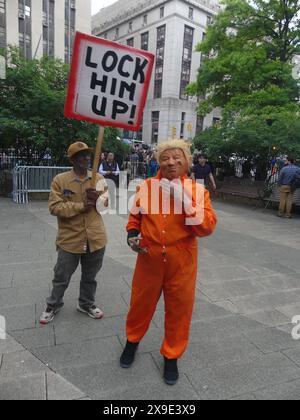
[
  {"x1": 151, "y1": 111, "x2": 159, "y2": 144},
  {"x1": 180, "y1": 25, "x2": 194, "y2": 99},
  {"x1": 0, "y1": 0, "x2": 6, "y2": 49},
  {"x1": 143, "y1": 15, "x2": 147, "y2": 25},
  {"x1": 180, "y1": 113, "x2": 185, "y2": 139},
  {"x1": 65, "y1": 0, "x2": 76, "y2": 63},
  {"x1": 129, "y1": 21, "x2": 133, "y2": 32},
  {"x1": 213, "y1": 117, "x2": 221, "y2": 126},
  {"x1": 160, "y1": 7, "x2": 164, "y2": 19},
  {"x1": 127, "y1": 37, "x2": 134, "y2": 47},
  {"x1": 189, "y1": 7, "x2": 194, "y2": 20},
  {"x1": 154, "y1": 25, "x2": 166, "y2": 99},
  {"x1": 43, "y1": 0, "x2": 55, "y2": 57},
  {"x1": 115, "y1": 27, "x2": 119, "y2": 38},
  {"x1": 196, "y1": 115, "x2": 204, "y2": 135},
  {"x1": 19, "y1": 0, "x2": 32, "y2": 59},
  {"x1": 141, "y1": 32, "x2": 149, "y2": 51},
  {"x1": 207, "y1": 15, "x2": 213, "y2": 26}
]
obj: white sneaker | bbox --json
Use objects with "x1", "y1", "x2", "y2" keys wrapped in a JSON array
[
  {"x1": 77, "y1": 305, "x2": 104, "y2": 319},
  {"x1": 40, "y1": 307, "x2": 60, "y2": 325}
]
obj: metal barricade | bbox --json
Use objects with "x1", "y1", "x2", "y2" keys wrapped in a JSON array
[
  {"x1": 13, "y1": 166, "x2": 72, "y2": 204},
  {"x1": 265, "y1": 170, "x2": 300, "y2": 206},
  {"x1": 123, "y1": 161, "x2": 148, "y2": 181}
]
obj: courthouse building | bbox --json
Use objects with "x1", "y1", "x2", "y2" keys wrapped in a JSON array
[
  {"x1": 0, "y1": 0, "x2": 91, "y2": 63},
  {"x1": 92, "y1": 0, "x2": 221, "y2": 144}
]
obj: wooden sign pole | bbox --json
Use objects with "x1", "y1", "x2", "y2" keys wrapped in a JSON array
[{"x1": 91, "y1": 126, "x2": 105, "y2": 188}]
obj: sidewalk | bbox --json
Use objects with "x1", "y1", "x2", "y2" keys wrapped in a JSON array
[{"x1": 1, "y1": 197, "x2": 300, "y2": 400}]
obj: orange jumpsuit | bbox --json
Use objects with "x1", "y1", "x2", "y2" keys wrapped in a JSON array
[{"x1": 126, "y1": 172, "x2": 217, "y2": 359}]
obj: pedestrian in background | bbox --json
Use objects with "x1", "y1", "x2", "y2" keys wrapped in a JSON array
[
  {"x1": 278, "y1": 156, "x2": 300, "y2": 218},
  {"x1": 99, "y1": 152, "x2": 120, "y2": 188},
  {"x1": 192, "y1": 154, "x2": 217, "y2": 191}
]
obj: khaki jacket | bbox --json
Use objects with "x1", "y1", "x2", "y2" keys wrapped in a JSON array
[{"x1": 49, "y1": 170, "x2": 108, "y2": 254}]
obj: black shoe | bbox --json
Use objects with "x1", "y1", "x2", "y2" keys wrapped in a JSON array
[
  {"x1": 163, "y1": 357, "x2": 179, "y2": 385},
  {"x1": 120, "y1": 341, "x2": 139, "y2": 368}
]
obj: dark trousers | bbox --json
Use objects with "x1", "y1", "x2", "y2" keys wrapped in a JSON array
[{"x1": 46, "y1": 246, "x2": 105, "y2": 311}]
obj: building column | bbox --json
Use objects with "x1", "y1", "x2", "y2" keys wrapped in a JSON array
[
  {"x1": 6, "y1": 0, "x2": 19, "y2": 48},
  {"x1": 31, "y1": 0, "x2": 43, "y2": 59}
]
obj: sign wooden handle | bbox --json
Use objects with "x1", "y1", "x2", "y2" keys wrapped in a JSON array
[{"x1": 91, "y1": 126, "x2": 105, "y2": 188}]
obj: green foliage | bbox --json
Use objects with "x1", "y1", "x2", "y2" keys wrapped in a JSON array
[
  {"x1": 103, "y1": 127, "x2": 130, "y2": 162},
  {"x1": 0, "y1": 48, "x2": 124, "y2": 164},
  {"x1": 190, "y1": 0, "x2": 300, "y2": 161}
]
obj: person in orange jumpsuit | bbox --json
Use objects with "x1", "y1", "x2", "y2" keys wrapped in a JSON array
[{"x1": 120, "y1": 140, "x2": 217, "y2": 385}]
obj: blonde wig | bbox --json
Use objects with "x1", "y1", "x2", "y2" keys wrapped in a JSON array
[{"x1": 157, "y1": 139, "x2": 193, "y2": 168}]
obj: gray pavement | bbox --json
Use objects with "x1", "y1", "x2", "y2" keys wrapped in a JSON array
[{"x1": 0, "y1": 197, "x2": 300, "y2": 400}]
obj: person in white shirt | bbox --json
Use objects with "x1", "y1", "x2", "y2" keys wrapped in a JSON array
[{"x1": 99, "y1": 152, "x2": 120, "y2": 187}]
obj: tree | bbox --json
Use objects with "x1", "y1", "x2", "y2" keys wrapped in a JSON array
[
  {"x1": 0, "y1": 48, "x2": 126, "y2": 164},
  {"x1": 189, "y1": 0, "x2": 300, "y2": 169},
  {"x1": 102, "y1": 126, "x2": 130, "y2": 164}
]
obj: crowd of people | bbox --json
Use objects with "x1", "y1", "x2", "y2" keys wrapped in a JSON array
[{"x1": 99, "y1": 145, "x2": 217, "y2": 193}]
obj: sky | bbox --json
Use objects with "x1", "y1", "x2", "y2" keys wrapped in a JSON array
[{"x1": 92, "y1": 0, "x2": 118, "y2": 15}]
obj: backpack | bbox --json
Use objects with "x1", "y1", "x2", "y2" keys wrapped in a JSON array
[{"x1": 290, "y1": 172, "x2": 300, "y2": 192}]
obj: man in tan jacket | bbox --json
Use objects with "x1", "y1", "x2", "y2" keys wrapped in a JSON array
[{"x1": 40, "y1": 142, "x2": 108, "y2": 325}]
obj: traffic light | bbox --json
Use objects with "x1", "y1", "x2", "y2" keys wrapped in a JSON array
[{"x1": 171, "y1": 127, "x2": 177, "y2": 139}]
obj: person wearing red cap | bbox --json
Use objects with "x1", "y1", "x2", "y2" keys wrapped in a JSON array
[{"x1": 40, "y1": 142, "x2": 109, "y2": 325}]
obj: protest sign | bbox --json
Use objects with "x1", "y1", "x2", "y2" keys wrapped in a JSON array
[{"x1": 65, "y1": 32, "x2": 155, "y2": 131}]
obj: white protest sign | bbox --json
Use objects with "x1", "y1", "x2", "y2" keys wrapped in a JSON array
[{"x1": 65, "y1": 32, "x2": 155, "y2": 131}]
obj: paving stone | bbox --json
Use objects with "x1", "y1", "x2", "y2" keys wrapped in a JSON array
[
  {"x1": 0, "y1": 286, "x2": 50, "y2": 308},
  {"x1": 0, "y1": 304, "x2": 36, "y2": 331},
  {"x1": 245, "y1": 310, "x2": 290, "y2": 328},
  {"x1": 12, "y1": 268, "x2": 53, "y2": 288},
  {"x1": 0, "y1": 272, "x2": 13, "y2": 289},
  {"x1": 12, "y1": 326, "x2": 55, "y2": 350},
  {"x1": 54, "y1": 315, "x2": 126, "y2": 345},
  {"x1": 276, "y1": 303, "x2": 300, "y2": 319},
  {"x1": 254, "y1": 379, "x2": 300, "y2": 400},
  {"x1": 31, "y1": 336, "x2": 123, "y2": 370},
  {"x1": 2, "y1": 198, "x2": 300, "y2": 400},
  {"x1": 0, "y1": 334, "x2": 24, "y2": 354},
  {"x1": 46, "y1": 372, "x2": 86, "y2": 400},
  {"x1": 200, "y1": 279, "x2": 265, "y2": 300},
  {"x1": 0, "y1": 261, "x2": 54, "y2": 274},
  {"x1": 231, "y1": 290, "x2": 300, "y2": 313},
  {"x1": 258, "y1": 274, "x2": 300, "y2": 292},
  {"x1": 283, "y1": 348, "x2": 300, "y2": 368},
  {"x1": 0, "y1": 373, "x2": 46, "y2": 400},
  {"x1": 0, "y1": 350, "x2": 48, "y2": 380},
  {"x1": 59, "y1": 353, "x2": 161, "y2": 399},
  {"x1": 198, "y1": 265, "x2": 254, "y2": 284},
  {"x1": 230, "y1": 393, "x2": 257, "y2": 400},
  {"x1": 244, "y1": 327, "x2": 300, "y2": 353},
  {"x1": 93, "y1": 374, "x2": 199, "y2": 400},
  {"x1": 153, "y1": 335, "x2": 262, "y2": 371},
  {"x1": 183, "y1": 353, "x2": 300, "y2": 400}
]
